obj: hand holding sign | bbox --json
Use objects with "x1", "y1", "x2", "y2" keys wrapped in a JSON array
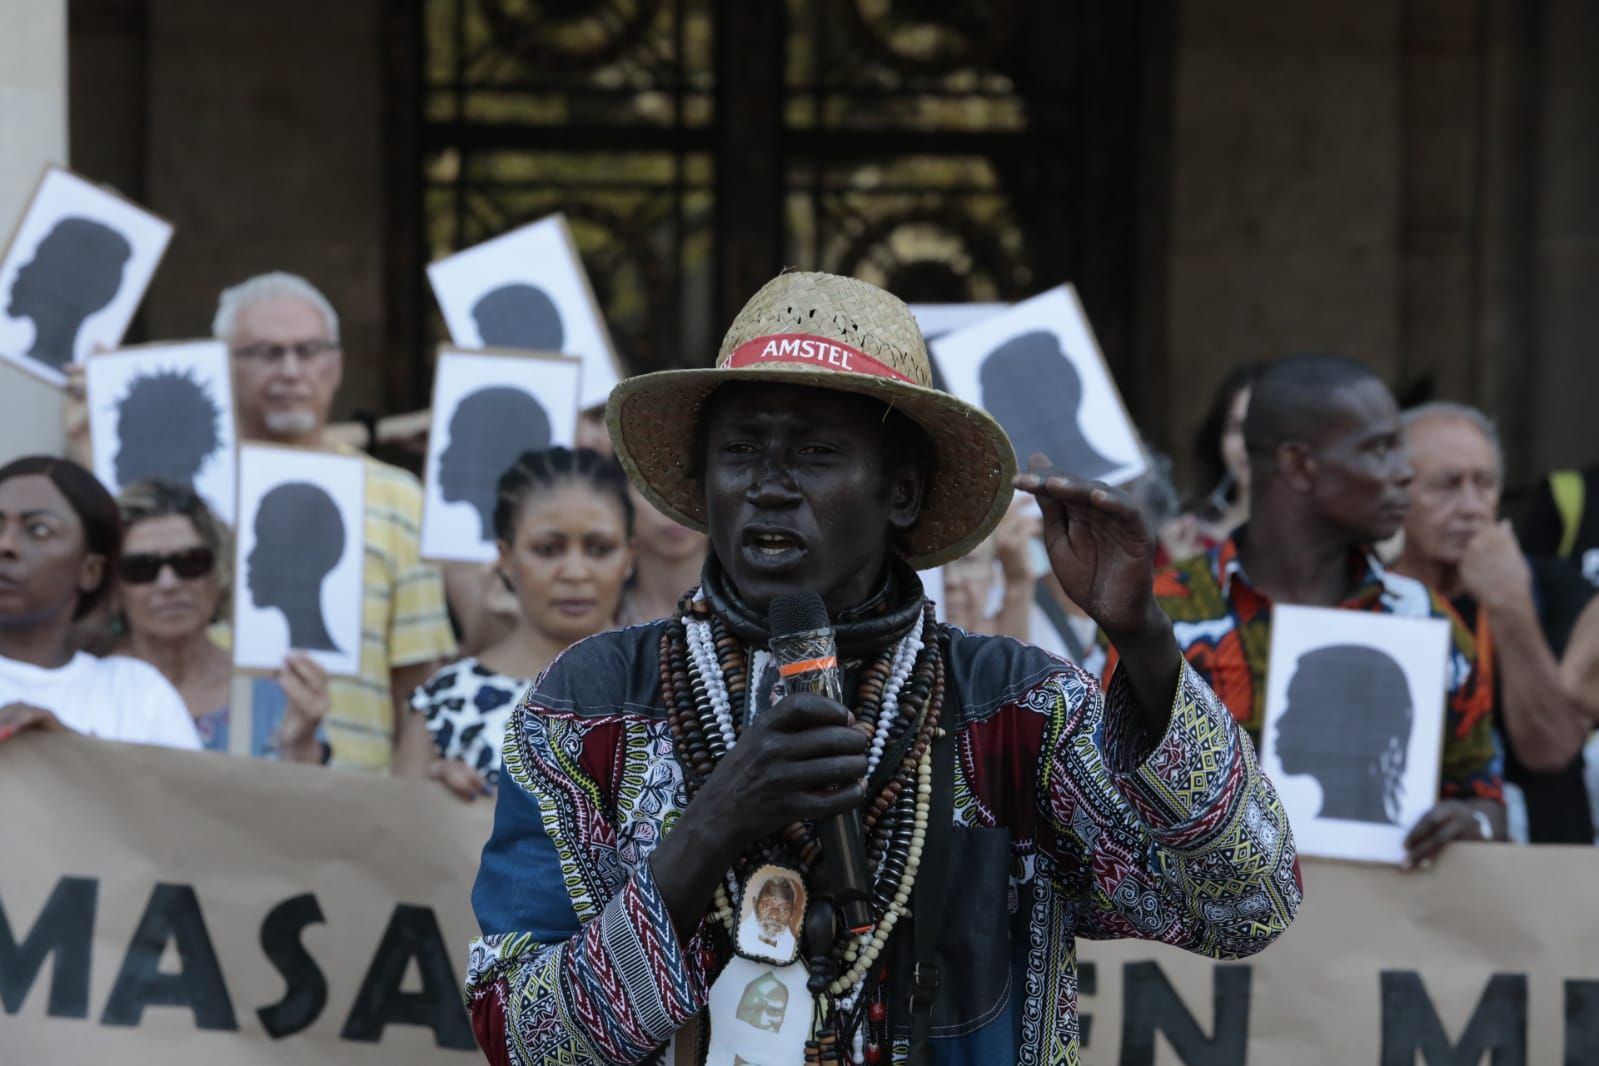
[
  {"x1": 1401, "y1": 798, "x2": 1497, "y2": 869},
  {"x1": 1261, "y1": 606, "x2": 1452, "y2": 865}
]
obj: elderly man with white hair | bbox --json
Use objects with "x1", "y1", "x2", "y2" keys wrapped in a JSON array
[
  {"x1": 217, "y1": 272, "x2": 456, "y2": 772},
  {"x1": 1393, "y1": 401, "x2": 1597, "y2": 842}
]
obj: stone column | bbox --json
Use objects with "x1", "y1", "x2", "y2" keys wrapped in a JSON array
[{"x1": 0, "y1": 0, "x2": 69, "y2": 460}]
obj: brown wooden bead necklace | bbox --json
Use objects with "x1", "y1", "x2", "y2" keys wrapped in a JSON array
[{"x1": 659, "y1": 591, "x2": 947, "y2": 1063}]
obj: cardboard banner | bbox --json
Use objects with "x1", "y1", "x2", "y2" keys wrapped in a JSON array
[
  {"x1": 0, "y1": 734, "x2": 492, "y2": 1064},
  {"x1": 6, "y1": 734, "x2": 1599, "y2": 1064},
  {"x1": 1077, "y1": 847, "x2": 1599, "y2": 1064}
]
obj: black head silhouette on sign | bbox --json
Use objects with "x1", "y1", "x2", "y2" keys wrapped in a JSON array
[
  {"x1": 471, "y1": 283, "x2": 565, "y2": 352},
  {"x1": 113, "y1": 368, "x2": 223, "y2": 489},
  {"x1": 438, "y1": 386, "x2": 554, "y2": 541},
  {"x1": 978, "y1": 330, "x2": 1119, "y2": 481},
  {"x1": 7, "y1": 216, "x2": 133, "y2": 371},
  {"x1": 1274, "y1": 644, "x2": 1414, "y2": 825},
  {"x1": 247, "y1": 481, "x2": 346, "y2": 653}
]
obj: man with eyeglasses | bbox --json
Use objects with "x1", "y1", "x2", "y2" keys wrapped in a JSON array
[{"x1": 215, "y1": 272, "x2": 456, "y2": 772}]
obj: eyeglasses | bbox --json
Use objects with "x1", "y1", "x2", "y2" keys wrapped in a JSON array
[
  {"x1": 230, "y1": 339, "x2": 339, "y2": 365},
  {"x1": 118, "y1": 546, "x2": 216, "y2": 584}
]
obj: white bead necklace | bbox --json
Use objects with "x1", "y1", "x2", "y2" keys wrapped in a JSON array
[
  {"x1": 685, "y1": 614, "x2": 736, "y2": 752},
  {"x1": 827, "y1": 737, "x2": 934, "y2": 997},
  {"x1": 679, "y1": 598, "x2": 939, "y2": 1051},
  {"x1": 866, "y1": 619, "x2": 924, "y2": 779}
]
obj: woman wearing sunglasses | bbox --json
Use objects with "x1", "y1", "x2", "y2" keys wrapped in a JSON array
[
  {"x1": 0, "y1": 457, "x2": 199, "y2": 749},
  {"x1": 113, "y1": 479, "x2": 329, "y2": 761}
]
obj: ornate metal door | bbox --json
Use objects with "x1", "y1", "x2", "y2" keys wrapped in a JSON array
[{"x1": 419, "y1": 0, "x2": 1154, "y2": 401}]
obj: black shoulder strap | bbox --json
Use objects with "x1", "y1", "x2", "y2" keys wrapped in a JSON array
[
  {"x1": 1033, "y1": 580, "x2": 1090, "y2": 663},
  {"x1": 906, "y1": 720, "x2": 956, "y2": 1065}
]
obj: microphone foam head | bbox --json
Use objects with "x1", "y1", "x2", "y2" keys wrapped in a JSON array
[{"x1": 768, "y1": 592, "x2": 830, "y2": 637}]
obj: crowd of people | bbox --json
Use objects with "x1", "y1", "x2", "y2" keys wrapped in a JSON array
[
  {"x1": 3, "y1": 260, "x2": 1599, "y2": 1062},
  {"x1": 0, "y1": 270, "x2": 716, "y2": 791},
  {"x1": 1, "y1": 267, "x2": 1596, "y2": 856}
]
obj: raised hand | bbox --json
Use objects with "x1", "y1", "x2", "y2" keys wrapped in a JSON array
[
  {"x1": 276, "y1": 653, "x2": 332, "y2": 763},
  {"x1": 1013, "y1": 463, "x2": 1159, "y2": 641},
  {"x1": 62, "y1": 363, "x2": 92, "y2": 466},
  {"x1": 1015, "y1": 456, "x2": 1181, "y2": 740}
]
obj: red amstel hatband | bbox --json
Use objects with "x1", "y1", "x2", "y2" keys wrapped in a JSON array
[{"x1": 725, "y1": 334, "x2": 914, "y2": 384}]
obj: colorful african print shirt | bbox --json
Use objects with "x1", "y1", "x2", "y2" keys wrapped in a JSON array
[
  {"x1": 464, "y1": 618, "x2": 1301, "y2": 1065},
  {"x1": 324, "y1": 448, "x2": 457, "y2": 771},
  {"x1": 1129, "y1": 535, "x2": 1503, "y2": 803}
]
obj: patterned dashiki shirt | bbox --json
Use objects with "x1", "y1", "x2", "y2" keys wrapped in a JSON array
[
  {"x1": 464, "y1": 604, "x2": 1303, "y2": 1066},
  {"x1": 1115, "y1": 533, "x2": 1503, "y2": 803}
]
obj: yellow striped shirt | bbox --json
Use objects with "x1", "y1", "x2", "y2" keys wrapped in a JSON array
[{"x1": 325, "y1": 448, "x2": 457, "y2": 770}]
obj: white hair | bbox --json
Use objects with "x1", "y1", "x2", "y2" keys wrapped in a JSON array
[
  {"x1": 212, "y1": 271, "x2": 340, "y2": 343},
  {"x1": 1401, "y1": 401, "x2": 1503, "y2": 471}
]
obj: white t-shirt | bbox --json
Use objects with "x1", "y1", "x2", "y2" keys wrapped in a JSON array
[{"x1": 0, "y1": 652, "x2": 202, "y2": 750}]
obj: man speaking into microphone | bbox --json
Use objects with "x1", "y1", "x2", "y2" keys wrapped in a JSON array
[{"x1": 465, "y1": 272, "x2": 1301, "y2": 1066}]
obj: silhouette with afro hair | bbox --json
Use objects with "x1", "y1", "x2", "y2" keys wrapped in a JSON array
[
  {"x1": 1274, "y1": 643, "x2": 1415, "y2": 825},
  {"x1": 978, "y1": 330, "x2": 1120, "y2": 481},
  {"x1": 112, "y1": 368, "x2": 223, "y2": 489},
  {"x1": 247, "y1": 481, "x2": 346, "y2": 653},
  {"x1": 438, "y1": 386, "x2": 554, "y2": 541},
  {"x1": 471, "y1": 283, "x2": 565, "y2": 352},
  {"x1": 7, "y1": 216, "x2": 133, "y2": 371}
]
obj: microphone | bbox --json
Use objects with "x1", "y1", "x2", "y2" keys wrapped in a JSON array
[{"x1": 768, "y1": 592, "x2": 875, "y2": 935}]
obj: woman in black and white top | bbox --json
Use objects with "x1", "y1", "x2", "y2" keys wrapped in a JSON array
[{"x1": 397, "y1": 447, "x2": 634, "y2": 798}]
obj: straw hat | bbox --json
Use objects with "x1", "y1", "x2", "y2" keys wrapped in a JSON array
[{"x1": 606, "y1": 271, "x2": 1016, "y2": 569}]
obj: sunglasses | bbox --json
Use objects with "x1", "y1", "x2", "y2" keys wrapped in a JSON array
[{"x1": 118, "y1": 546, "x2": 217, "y2": 585}]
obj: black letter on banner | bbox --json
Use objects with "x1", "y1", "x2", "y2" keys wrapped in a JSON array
[
  {"x1": 1379, "y1": 971, "x2": 1526, "y2": 1066},
  {"x1": 256, "y1": 893, "x2": 328, "y2": 1039},
  {"x1": 340, "y1": 904, "x2": 474, "y2": 1048},
  {"x1": 1564, "y1": 981, "x2": 1599, "y2": 1066},
  {"x1": 1079, "y1": 959, "x2": 1096, "y2": 1048},
  {"x1": 100, "y1": 882, "x2": 238, "y2": 1030},
  {"x1": 1121, "y1": 961, "x2": 1250, "y2": 1065},
  {"x1": 0, "y1": 876, "x2": 97, "y2": 1017},
  {"x1": 1119, "y1": 965, "x2": 1240, "y2": 1061}
]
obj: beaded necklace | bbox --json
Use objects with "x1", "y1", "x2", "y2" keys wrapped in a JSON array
[{"x1": 659, "y1": 590, "x2": 946, "y2": 1065}]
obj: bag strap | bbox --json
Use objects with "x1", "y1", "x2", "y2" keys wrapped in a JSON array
[
  {"x1": 1551, "y1": 470, "x2": 1585, "y2": 560},
  {"x1": 906, "y1": 719, "x2": 956, "y2": 1065},
  {"x1": 1033, "y1": 580, "x2": 1090, "y2": 663}
]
